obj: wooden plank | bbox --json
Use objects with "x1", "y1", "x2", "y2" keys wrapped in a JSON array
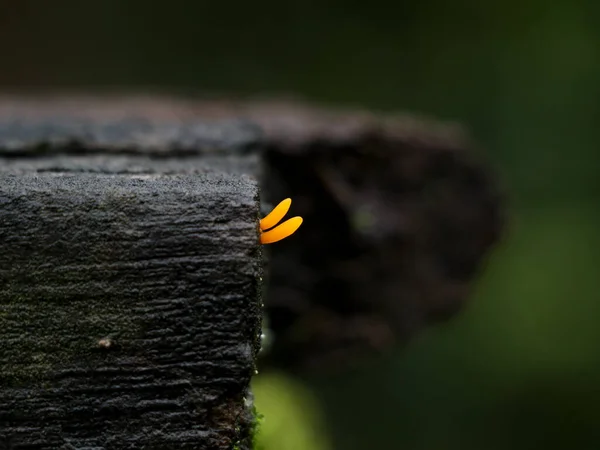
[{"x1": 0, "y1": 119, "x2": 263, "y2": 449}]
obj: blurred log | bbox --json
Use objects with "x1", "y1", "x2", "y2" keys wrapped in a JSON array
[
  {"x1": 0, "y1": 95, "x2": 505, "y2": 375},
  {"x1": 240, "y1": 101, "x2": 505, "y2": 371},
  {"x1": 0, "y1": 117, "x2": 263, "y2": 449}
]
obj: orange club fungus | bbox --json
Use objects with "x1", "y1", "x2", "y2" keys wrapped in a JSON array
[{"x1": 260, "y1": 198, "x2": 303, "y2": 244}]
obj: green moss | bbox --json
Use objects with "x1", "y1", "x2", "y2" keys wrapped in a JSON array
[
  {"x1": 231, "y1": 403, "x2": 264, "y2": 450},
  {"x1": 250, "y1": 404, "x2": 265, "y2": 450}
]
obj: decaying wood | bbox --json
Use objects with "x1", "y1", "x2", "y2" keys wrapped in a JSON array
[
  {"x1": 0, "y1": 117, "x2": 263, "y2": 449},
  {"x1": 0, "y1": 94, "x2": 505, "y2": 376}
]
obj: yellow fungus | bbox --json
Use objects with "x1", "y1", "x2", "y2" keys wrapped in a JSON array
[
  {"x1": 260, "y1": 198, "x2": 292, "y2": 231},
  {"x1": 260, "y1": 216, "x2": 303, "y2": 244},
  {"x1": 259, "y1": 198, "x2": 303, "y2": 244}
]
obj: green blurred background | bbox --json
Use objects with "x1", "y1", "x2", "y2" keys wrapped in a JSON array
[{"x1": 2, "y1": 1, "x2": 599, "y2": 448}]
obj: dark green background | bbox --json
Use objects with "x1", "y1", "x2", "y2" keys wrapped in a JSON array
[{"x1": 2, "y1": 1, "x2": 599, "y2": 448}]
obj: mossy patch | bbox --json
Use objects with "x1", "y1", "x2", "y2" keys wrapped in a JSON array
[{"x1": 232, "y1": 403, "x2": 264, "y2": 450}]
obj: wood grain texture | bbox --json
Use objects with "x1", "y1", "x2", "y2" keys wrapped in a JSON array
[
  {"x1": 0, "y1": 105, "x2": 263, "y2": 180},
  {"x1": 0, "y1": 171, "x2": 262, "y2": 447}
]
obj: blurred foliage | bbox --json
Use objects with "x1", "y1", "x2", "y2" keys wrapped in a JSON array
[
  {"x1": 1, "y1": 1, "x2": 599, "y2": 448},
  {"x1": 310, "y1": 202, "x2": 600, "y2": 449},
  {"x1": 252, "y1": 372, "x2": 331, "y2": 450}
]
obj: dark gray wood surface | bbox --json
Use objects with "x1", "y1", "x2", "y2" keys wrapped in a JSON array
[{"x1": 0, "y1": 115, "x2": 263, "y2": 450}]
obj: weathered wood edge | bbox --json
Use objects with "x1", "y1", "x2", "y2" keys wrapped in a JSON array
[{"x1": 0, "y1": 119, "x2": 265, "y2": 449}]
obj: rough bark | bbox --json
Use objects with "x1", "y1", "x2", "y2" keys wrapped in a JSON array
[{"x1": 0, "y1": 118, "x2": 263, "y2": 449}]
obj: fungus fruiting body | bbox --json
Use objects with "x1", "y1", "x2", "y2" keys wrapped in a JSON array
[{"x1": 260, "y1": 198, "x2": 303, "y2": 244}]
